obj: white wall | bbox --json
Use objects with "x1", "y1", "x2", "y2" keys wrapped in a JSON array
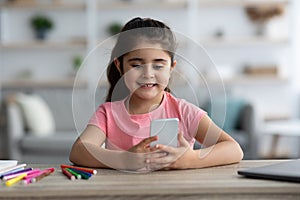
[
  {"x1": 290, "y1": 0, "x2": 300, "y2": 117},
  {"x1": 0, "y1": 1, "x2": 297, "y2": 110}
]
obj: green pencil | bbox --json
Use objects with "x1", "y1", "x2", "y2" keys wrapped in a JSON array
[
  {"x1": 69, "y1": 168, "x2": 92, "y2": 180},
  {"x1": 65, "y1": 168, "x2": 81, "y2": 179}
]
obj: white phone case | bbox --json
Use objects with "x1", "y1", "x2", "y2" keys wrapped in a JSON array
[{"x1": 150, "y1": 118, "x2": 179, "y2": 147}]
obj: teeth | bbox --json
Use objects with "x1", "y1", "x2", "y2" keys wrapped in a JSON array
[{"x1": 142, "y1": 84, "x2": 154, "y2": 87}]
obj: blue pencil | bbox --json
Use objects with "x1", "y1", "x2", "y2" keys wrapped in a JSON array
[
  {"x1": 0, "y1": 164, "x2": 26, "y2": 177},
  {"x1": 0, "y1": 168, "x2": 33, "y2": 179},
  {"x1": 68, "y1": 168, "x2": 92, "y2": 179}
]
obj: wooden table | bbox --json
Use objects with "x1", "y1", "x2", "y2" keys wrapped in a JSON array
[
  {"x1": 263, "y1": 120, "x2": 300, "y2": 158},
  {"x1": 1, "y1": 160, "x2": 300, "y2": 200}
]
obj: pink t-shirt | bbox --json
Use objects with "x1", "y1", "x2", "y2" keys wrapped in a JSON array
[{"x1": 88, "y1": 92, "x2": 206, "y2": 150}]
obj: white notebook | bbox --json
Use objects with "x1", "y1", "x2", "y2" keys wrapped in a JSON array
[{"x1": 0, "y1": 160, "x2": 18, "y2": 173}]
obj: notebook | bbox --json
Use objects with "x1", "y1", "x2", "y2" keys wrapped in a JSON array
[
  {"x1": 0, "y1": 160, "x2": 18, "y2": 170},
  {"x1": 237, "y1": 159, "x2": 300, "y2": 183},
  {"x1": 0, "y1": 160, "x2": 18, "y2": 175}
]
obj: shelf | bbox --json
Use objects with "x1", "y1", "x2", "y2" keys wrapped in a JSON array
[
  {"x1": 0, "y1": 39, "x2": 87, "y2": 50},
  {"x1": 96, "y1": 0, "x2": 289, "y2": 9},
  {"x1": 199, "y1": 37, "x2": 289, "y2": 47},
  {"x1": 197, "y1": 0, "x2": 289, "y2": 7},
  {"x1": 0, "y1": 78, "x2": 87, "y2": 89},
  {"x1": 196, "y1": 75, "x2": 288, "y2": 86},
  {"x1": 97, "y1": 1, "x2": 187, "y2": 10},
  {"x1": 0, "y1": 0, "x2": 292, "y2": 93},
  {"x1": 0, "y1": 2, "x2": 86, "y2": 10},
  {"x1": 173, "y1": 75, "x2": 288, "y2": 88},
  {"x1": 213, "y1": 75, "x2": 289, "y2": 85}
]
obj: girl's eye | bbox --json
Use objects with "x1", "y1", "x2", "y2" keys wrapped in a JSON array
[
  {"x1": 153, "y1": 65, "x2": 163, "y2": 70},
  {"x1": 131, "y1": 64, "x2": 143, "y2": 68}
]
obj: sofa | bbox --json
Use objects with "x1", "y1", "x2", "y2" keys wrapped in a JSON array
[
  {"x1": 0, "y1": 88, "x2": 98, "y2": 164},
  {"x1": 0, "y1": 89, "x2": 257, "y2": 164},
  {"x1": 194, "y1": 97, "x2": 258, "y2": 159}
]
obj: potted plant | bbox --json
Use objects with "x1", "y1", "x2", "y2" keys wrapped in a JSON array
[
  {"x1": 30, "y1": 15, "x2": 54, "y2": 40},
  {"x1": 107, "y1": 22, "x2": 123, "y2": 36},
  {"x1": 245, "y1": 5, "x2": 284, "y2": 36},
  {"x1": 72, "y1": 55, "x2": 83, "y2": 71}
]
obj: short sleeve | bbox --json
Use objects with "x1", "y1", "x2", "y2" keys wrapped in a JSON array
[
  {"x1": 88, "y1": 105, "x2": 107, "y2": 134},
  {"x1": 180, "y1": 99, "x2": 206, "y2": 138}
]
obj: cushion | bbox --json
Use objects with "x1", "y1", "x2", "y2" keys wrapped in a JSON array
[
  {"x1": 20, "y1": 131, "x2": 76, "y2": 152},
  {"x1": 206, "y1": 97, "x2": 246, "y2": 132},
  {"x1": 7, "y1": 102, "x2": 24, "y2": 139},
  {"x1": 15, "y1": 93, "x2": 55, "y2": 136}
]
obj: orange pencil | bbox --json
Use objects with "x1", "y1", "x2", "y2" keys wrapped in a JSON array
[{"x1": 60, "y1": 164, "x2": 97, "y2": 175}]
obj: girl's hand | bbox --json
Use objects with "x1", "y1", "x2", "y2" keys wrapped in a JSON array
[
  {"x1": 122, "y1": 136, "x2": 167, "y2": 172},
  {"x1": 128, "y1": 136, "x2": 158, "y2": 153},
  {"x1": 146, "y1": 132, "x2": 195, "y2": 170}
]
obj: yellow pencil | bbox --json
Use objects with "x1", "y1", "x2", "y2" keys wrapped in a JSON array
[{"x1": 5, "y1": 173, "x2": 27, "y2": 187}]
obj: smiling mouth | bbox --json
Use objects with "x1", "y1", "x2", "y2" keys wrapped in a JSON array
[{"x1": 139, "y1": 83, "x2": 158, "y2": 88}]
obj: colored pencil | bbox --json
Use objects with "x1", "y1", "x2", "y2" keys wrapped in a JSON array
[
  {"x1": 22, "y1": 170, "x2": 43, "y2": 181},
  {"x1": 2, "y1": 168, "x2": 37, "y2": 181},
  {"x1": 61, "y1": 168, "x2": 75, "y2": 181},
  {"x1": 22, "y1": 178, "x2": 32, "y2": 185},
  {"x1": 23, "y1": 168, "x2": 55, "y2": 184},
  {"x1": 0, "y1": 168, "x2": 21, "y2": 178},
  {"x1": 1, "y1": 167, "x2": 32, "y2": 179},
  {"x1": 31, "y1": 168, "x2": 54, "y2": 183},
  {"x1": 65, "y1": 168, "x2": 81, "y2": 179},
  {"x1": 2, "y1": 168, "x2": 32, "y2": 181},
  {"x1": 22, "y1": 170, "x2": 44, "y2": 185},
  {"x1": 69, "y1": 168, "x2": 92, "y2": 180},
  {"x1": 5, "y1": 173, "x2": 27, "y2": 187},
  {"x1": 44, "y1": 167, "x2": 55, "y2": 173},
  {"x1": 0, "y1": 164, "x2": 26, "y2": 176},
  {"x1": 61, "y1": 164, "x2": 97, "y2": 175}
]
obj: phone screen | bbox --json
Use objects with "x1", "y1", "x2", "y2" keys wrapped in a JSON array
[{"x1": 150, "y1": 118, "x2": 179, "y2": 147}]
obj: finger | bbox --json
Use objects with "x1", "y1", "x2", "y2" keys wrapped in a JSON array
[
  {"x1": 155, "y1": 144, "x2": 174, "y2": 154},
  {"x1": 147, "y1": 154, "x2": 174, "y2": 165},
  {"x1": 146, "y1": 162, "x2": 169, "y2": 171},
  {"x1": 147, "y1": 162, "x2": 172, "y2": 171},
  {"x1": 123, "y1": 152, "x2": 149, "y2": 170},
  {"x1": 149, "y1": 146, "x2": 158, "y2": 152},
  {"x1": 145, "y1": 152, "x2": 168, "y2": 159},
  {"x1": 141, "y1": 136, "x2": 158, "y2": 146},
  {"x1": 153, "y1": 165, "x2": 170, "y2": 171},
  {"x1": 149, "y1": 145, "x2": 166, "y2": 152}
]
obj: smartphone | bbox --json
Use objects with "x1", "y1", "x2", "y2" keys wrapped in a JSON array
[{"x1": 150, "y1": 118, "x2": 179, "y2": 147}]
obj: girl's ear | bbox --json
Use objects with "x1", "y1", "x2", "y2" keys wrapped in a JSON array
[
  {"x1": 114, "y1": 58, "x2": 122, "y2": 74},
  {"x1": 170, "y1": 60, "x2": 177, "y2": 72}
]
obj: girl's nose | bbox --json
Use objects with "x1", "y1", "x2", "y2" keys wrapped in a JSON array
[{"x1": 142, "y1": 65, "x2": 154, "y2": 78}]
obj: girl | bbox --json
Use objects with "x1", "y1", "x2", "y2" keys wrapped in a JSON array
[{"x1": 69, "y1": 17, "x2": 243, "y2": 171}]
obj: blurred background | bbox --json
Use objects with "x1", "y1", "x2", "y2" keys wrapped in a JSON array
[{"x1": 0, "y1": 0, "x2": 300, "y2": 163}]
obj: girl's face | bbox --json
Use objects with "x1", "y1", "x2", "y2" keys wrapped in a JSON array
[{"x1": 115, "y1": 45, "x2": 176, "y2": 102}]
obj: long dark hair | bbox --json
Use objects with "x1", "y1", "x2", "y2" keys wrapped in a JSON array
[{"x1": 105, "y1": 17, "x2": 177, "y2": 102}]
